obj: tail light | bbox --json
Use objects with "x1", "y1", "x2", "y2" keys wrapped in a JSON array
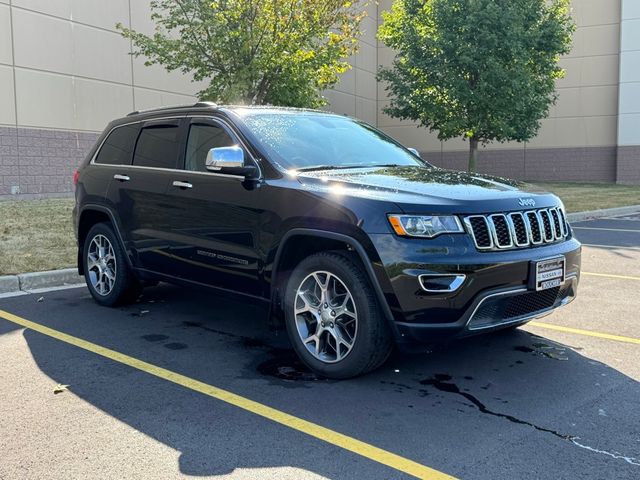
[{"x1": 73, "y1": 170, "x2": 80, "y2": 186}]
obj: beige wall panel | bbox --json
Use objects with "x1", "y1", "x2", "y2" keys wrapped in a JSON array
[
  {"x1": 323, "y1": 89, "x2": 356, "y2": 117},
  {"x1": 74, "y1": 78, "x2": 133, "y2": 131},
  {"x1": 355, "y1": 42, "x2": 377, "y2": 74},
  {"x1": 441, "y1": 137, "x2": 471, "y2": 152},
  {"x1": 356, "y1": 0, "x2": 377, "y2": 20},
  {"x1": 12, "y1": 0, "x2": 72, "y2": 19},
  {"x1": 568, "y1": 24, "x2": 620, "y2": 58},
  {"x1": 554, "y1": 85, "x2": 619, "y2": 117},
  {"x1": 382, "y1": 125, "x2": 443, "y2": 151},
  {"x1": 527, "y1": 116, "x2": 617, "y2": 148},
  {"x1": 129, "y1": 0, "x2": 155, "y2": 35},
  {"x1": 377, "y1": 45, "x2": 395, "y2": 68},
  {"x1": 557, "y1": 54, "x2": 619, "y2": 88},
  {"x1": 354, "y1": 68, "x2": 377, "y2": 101},
  {"x1": 0, "y1": 65, "x2": 16, "y2": 125},
  {"x1": 71, "y1": 0, "x2": 129, "y2": 32},
  {"x1": 619, "y1": 113, "x2": 640, "y2": 145},
  {"x1": 355, "y1": 97, "x2": 377, "y2": 125},
  {"x1": 14, "y1": 68, "x2": 74, "y2": 129},
  {"x1": 133, "y1": 87, "x2": 196, "y2": 112},
  {"x1": 73, "y1": 24, "x2": 132, "y2": 84},
  {"x1": 359, "y1": 16, "x2": 378, "y2": 47},
  {"x1": 132, "y1": 57, "x2": 202, "y2": 96},
  {"x1": 620, "y1": 50, "x2": 640, "y2": 82},
  {"x1": 377, "y1": 101, "x2": 416, "y2": 127},
  {"x1": 12, "y1": 9, "x2": 73, "y2": 74},
  {"x1": 0, "y1": 4, "x2": 12, "y2": 65},
  {"x1": 334, "y1": 67, "x2": 356, "y2": 95},
  {"x1": 0, "y1": 0, "x2": 9, "y2": 4},
  {"x1": 621, "y1": 18, "x2": 640, "y2": 51},
  {"x1": 572, "y1": 0, "x2": 621, "y2": 27},
  {"x1": 478, "y1": 140, "x2": 527, "y2": 151}
]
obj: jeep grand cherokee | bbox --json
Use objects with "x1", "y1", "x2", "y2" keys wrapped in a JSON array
[{"x1": 73, "y1": 102, "x2": 581, "y2": 378}]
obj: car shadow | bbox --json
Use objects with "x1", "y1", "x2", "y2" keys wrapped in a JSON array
[{"x1": 2, "y1": 283, "x2": 639, "y2": 478}]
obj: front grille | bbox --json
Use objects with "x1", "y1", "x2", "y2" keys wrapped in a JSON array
[
  {"x1": 464, "y1": 207, "x2": 568, "y2": 251},
  {"x1": 468, "y1": 283, "x2": 573, "y2": 330}
]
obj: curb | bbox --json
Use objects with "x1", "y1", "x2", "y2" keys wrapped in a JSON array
[
  {"x1": 566, "y1": 204, "x2": 640, "y2": 223},
  {"x1": 0, "y1": 268, "x2": 83, "y2": 295}
]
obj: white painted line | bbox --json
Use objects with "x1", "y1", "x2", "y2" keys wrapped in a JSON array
[
  {"x1": 582, "y1": 243, "x2": 640, "y2": 251},
  {"x1": 572, "y1": 226, "x2": 640, "y2": 233}
]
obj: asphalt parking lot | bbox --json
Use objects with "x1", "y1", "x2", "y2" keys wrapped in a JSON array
[{"x1": 1, "y1": 215, "x2": 639, "y2": 479}]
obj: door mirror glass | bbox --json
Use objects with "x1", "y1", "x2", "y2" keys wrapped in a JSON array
[
  {"x1": 407, "y1": 147, "x2": 420, "y2": 158},
  {"x1": 206, "y1": 146, "x2": 245, "y2": 171}
]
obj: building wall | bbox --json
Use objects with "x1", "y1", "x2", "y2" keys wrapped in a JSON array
[
  {"x1": 0, "y1": 0, "x2": 201, "y2": 199},
  {"x1": 0, "y1": 0, "x2": 638, "y2": 199}
]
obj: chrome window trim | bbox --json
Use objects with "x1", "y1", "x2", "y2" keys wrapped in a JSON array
[
  {"x1": 418, "y1": 274, "x2": 466, "y2": 293},
  {"x1": 90, "y1": 114, "x2": 262, "y2": 181}
]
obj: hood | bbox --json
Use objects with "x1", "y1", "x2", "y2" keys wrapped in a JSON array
[{"x1": 295, "y1": 166, "x2": 560, "y2": 214}]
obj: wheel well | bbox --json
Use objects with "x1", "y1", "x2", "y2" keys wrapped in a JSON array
[
  {"x1": 77, "y1": 209, "x2": 111, "y2": 274},
  {"x1": 270, "y1": 235, "x2": 360, "y2": 322}
]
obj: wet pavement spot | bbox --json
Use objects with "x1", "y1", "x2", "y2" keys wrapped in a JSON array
[
  {"x1": 141, "y1": 334, "x2": 169, "y2": 342},
  {"x1": 514, "y1": 343, "x2": 568, "y2": 361},
  {"x1": 164, "y1": 342, "x2": 188, "y2": 350},
  {"x1": 256, "y1": 350, "x2": 324, "y2": 382}
]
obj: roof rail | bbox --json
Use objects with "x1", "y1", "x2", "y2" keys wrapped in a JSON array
[{"x1": 126, "y1": 101, "x2": 218, "y2": 117}]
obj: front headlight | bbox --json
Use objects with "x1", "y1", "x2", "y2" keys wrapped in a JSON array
[{"x1": 387, "y1": 214, "x2": 464, "y2": 238}]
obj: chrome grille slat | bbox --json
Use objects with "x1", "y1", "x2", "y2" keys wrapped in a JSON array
[{"x1": 465, "y1": 207, "x2": 569, "y2": 251}]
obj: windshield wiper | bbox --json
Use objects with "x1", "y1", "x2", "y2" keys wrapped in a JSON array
[{"x1": 294, "y1": 163, "x2": 406, "y2": 173}]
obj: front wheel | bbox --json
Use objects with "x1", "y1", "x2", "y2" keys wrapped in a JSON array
[
  {"x1": 284, "y1": 252, "x2": 393, "y2": 379},
  {"x1": 83, "y1": 222, "x2": 140, "y2": 307}
]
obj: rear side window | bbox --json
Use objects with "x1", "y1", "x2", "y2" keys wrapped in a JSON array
[
  {"x1": 94, "y1": 125, "x2": 138, "y2": 165},
  {"x1": 132, "y1": 125, "x2": 181, "y2": 169}
]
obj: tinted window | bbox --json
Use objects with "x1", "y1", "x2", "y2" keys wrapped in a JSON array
[
  {"x1": 132, "y1": 125, "x2": 181, "y2": 169},
  {"x1": 185, "y1": 123, "x2": 236, "y2": 172},
  {"x1": 94, "y1": 125, "x2": 138, "y2": 165}
]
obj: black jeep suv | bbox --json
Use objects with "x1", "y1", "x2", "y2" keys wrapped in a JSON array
[{"x1": 74, "y1": 102, "x2": 581, "y2": 378}]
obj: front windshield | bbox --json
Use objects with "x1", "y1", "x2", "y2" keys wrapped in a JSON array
[{"x1": 235, "y1": 110, "x2": 426, "y2": 171}]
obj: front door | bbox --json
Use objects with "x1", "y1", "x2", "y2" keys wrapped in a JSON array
[{"x1": 161, "y1": 117, "x2": 265, "y2": 297}]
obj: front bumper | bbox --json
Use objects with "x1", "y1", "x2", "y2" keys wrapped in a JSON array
[{"x1": 368, "y1": 233, "x2": 581, "y2": 345}]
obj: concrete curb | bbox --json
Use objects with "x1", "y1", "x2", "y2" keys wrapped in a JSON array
[
  {"x1": 2, "y1": 203, "x2": 640, "y2": 295},
  {"x1": 566, "y1": 204, "x2": 640, "y2": 223},
  {"x1": 0, "y1": 268, "x2": 83, "y2": 295}
]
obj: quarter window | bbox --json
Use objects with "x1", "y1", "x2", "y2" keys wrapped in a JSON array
[
  {"x1": 132, "y1": 125, "x2": 181, "y2": 169},
  {"x1": 185, "y1": 123, "x2": 236, "y2": 172},
  {"x1": 94, "y1": 125, "x2": 138, "y2": 165}
]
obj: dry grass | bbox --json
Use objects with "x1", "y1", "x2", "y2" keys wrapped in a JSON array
[
  {"x1": 530, "y1": 182, "x2": 640, "y2": 213},
  {"x1": 0, "y1": 198, "x2": 76, "y2": 275}
]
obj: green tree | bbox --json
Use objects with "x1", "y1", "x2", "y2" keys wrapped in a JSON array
[
  {"x1": 378, "y1": 0, "x2": 574, "y2": 172},
  {"x1": 118, "y1": 0, "x2": 367, "y2": 107}
]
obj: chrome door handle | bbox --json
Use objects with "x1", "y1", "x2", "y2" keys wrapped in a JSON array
[
  {"x1": 172, "y1": 180, "x2": 193, "y2": 189},
  {"x1": 113, "y1": 174, "x2": 130, "y2": 182}
]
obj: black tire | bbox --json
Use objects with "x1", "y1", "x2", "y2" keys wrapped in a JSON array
[
  {"x1": 83, "y1": 222, "x2": 141, "y2": 307},
  {"x1": 283, "y1": 251, "x2": 393, "y2": 379}
]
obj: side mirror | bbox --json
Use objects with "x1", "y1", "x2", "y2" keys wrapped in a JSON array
[
  {"x1": 206, "y1": 146, "x2": 258, "y2": 178},
  {"x1": 407, "y1": 147, "x2": 421, "y2": 158}
]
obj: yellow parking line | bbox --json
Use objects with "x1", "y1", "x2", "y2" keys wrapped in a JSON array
[
  {"x1": 529, "y1": 321, "x2": 640, "y2": 345},
  {"x1": 582, "y1": 272, "x2": 640, "y2": 281},
  {"x1": 0, "y1": 309, "x2": 454, "y2": 480}
]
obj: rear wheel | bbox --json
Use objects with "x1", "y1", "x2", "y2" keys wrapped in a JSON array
[
  {"x1": 284, "y1": 252, "x2": 393, "y2": 379},
  {"x1": 83, "y1": 222, "x2": 140, "y2": 306}
]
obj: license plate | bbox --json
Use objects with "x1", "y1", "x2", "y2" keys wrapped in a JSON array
[{"x1": 532, "y1": 257, "x2": 565, "y2": 291}]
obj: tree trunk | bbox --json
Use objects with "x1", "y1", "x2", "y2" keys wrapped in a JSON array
[{"x1": 468, "y1": 137, "x2": 479, "y2": 173}]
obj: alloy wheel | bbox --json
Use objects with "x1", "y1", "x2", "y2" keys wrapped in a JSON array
[
  {"x1": 86, "y1": 234, "x2": 117, "y2": 296},
  {"x1": 294, "y1": 271, "x2": 358, "y2": 363}
]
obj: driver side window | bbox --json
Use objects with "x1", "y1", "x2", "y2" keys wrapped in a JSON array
[{"x1": 185, "y1": 123, "x2": 235, "y2": 172}]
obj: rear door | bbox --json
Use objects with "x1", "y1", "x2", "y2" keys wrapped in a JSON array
[
  {"x1": 161, "y1": 117, "x2": 265, "y2": 297},
  {"x1": 106, "y1": 117, "x2": 186, "y2": 274}
]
